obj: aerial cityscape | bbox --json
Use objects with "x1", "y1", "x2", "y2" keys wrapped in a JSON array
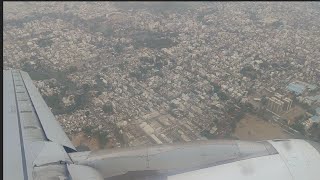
[{"x1": 3, "y1": 2, "x2": 320, "y2": 151}]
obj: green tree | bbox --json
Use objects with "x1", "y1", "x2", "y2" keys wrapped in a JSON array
[
  {"x1": 113, "y1": 43, "x2": 124, "y2": 54},
  {"x1": 200, "y1": 130, "x2": 215, "y2": 139},
  {"x1": 291, "y1": 123, "x2": 305, "y2": 135},
  {"x1": 68, "y1": 66, "x2": 78, "y2": 73},
  {"x1": 217, "y1": 91, "x2": 228, "y2": 101},
  {"x1": 43, "y1": 94, "x2": 62, "y2": 113},
  {"x1": 96, "y1": 91, "x2": 102, "y2": 97},
  {"x1": 82, "y1": 83, "x2": 90, "y2": 92},
  {"x1": 102, "y1": 103, "x2": 114, "y2": 114},
  {"x1": 169, "y1": 102, "x2": 178, "y2": 110},
  {"x1": 83, "y1": 126, "x2": 93, "y2": 135},
  {"x1": 213, "y1": 83, "x2": 221, "y2": 93},
  {"x1": 261, "y1": 96, "x2": 268, "y2": 105},
  {"x1": 96, "y1": 131, "x2": 109, "y2": 146}
]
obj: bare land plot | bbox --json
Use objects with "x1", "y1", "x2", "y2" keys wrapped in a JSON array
[{"x1": 233, "y1": 114, "x2": 292, "y2": 141}]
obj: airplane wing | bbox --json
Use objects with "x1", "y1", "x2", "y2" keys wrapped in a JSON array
[
  {"x1": 3, "y1": 70, "x2": 320, "y2": 180},
  {"x1": 3, "y1": 70, "x2": 102, "y2": 180}
]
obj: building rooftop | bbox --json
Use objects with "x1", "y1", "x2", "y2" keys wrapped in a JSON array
[
  {"x1": 310, "y1": 116, "x2": 320, "y2": 123},
  {"x1": 287, "y1": 82, "x2": 306, "y2": 95},
  {"x1": 306, "y1": 95, "x2": 320, "y2": 103}
]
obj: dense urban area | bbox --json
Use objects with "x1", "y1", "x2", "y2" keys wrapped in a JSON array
[{"x1": 4, "y1": 2, "x2": 320, "y2": 150}]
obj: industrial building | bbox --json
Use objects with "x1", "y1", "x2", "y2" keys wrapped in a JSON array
[
  {"x1": 287, "y1": 81, "x2": 318, "y2": 96},
  {"x1": 287, "y1": 82, "x2": 306, "y2": 95}
]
